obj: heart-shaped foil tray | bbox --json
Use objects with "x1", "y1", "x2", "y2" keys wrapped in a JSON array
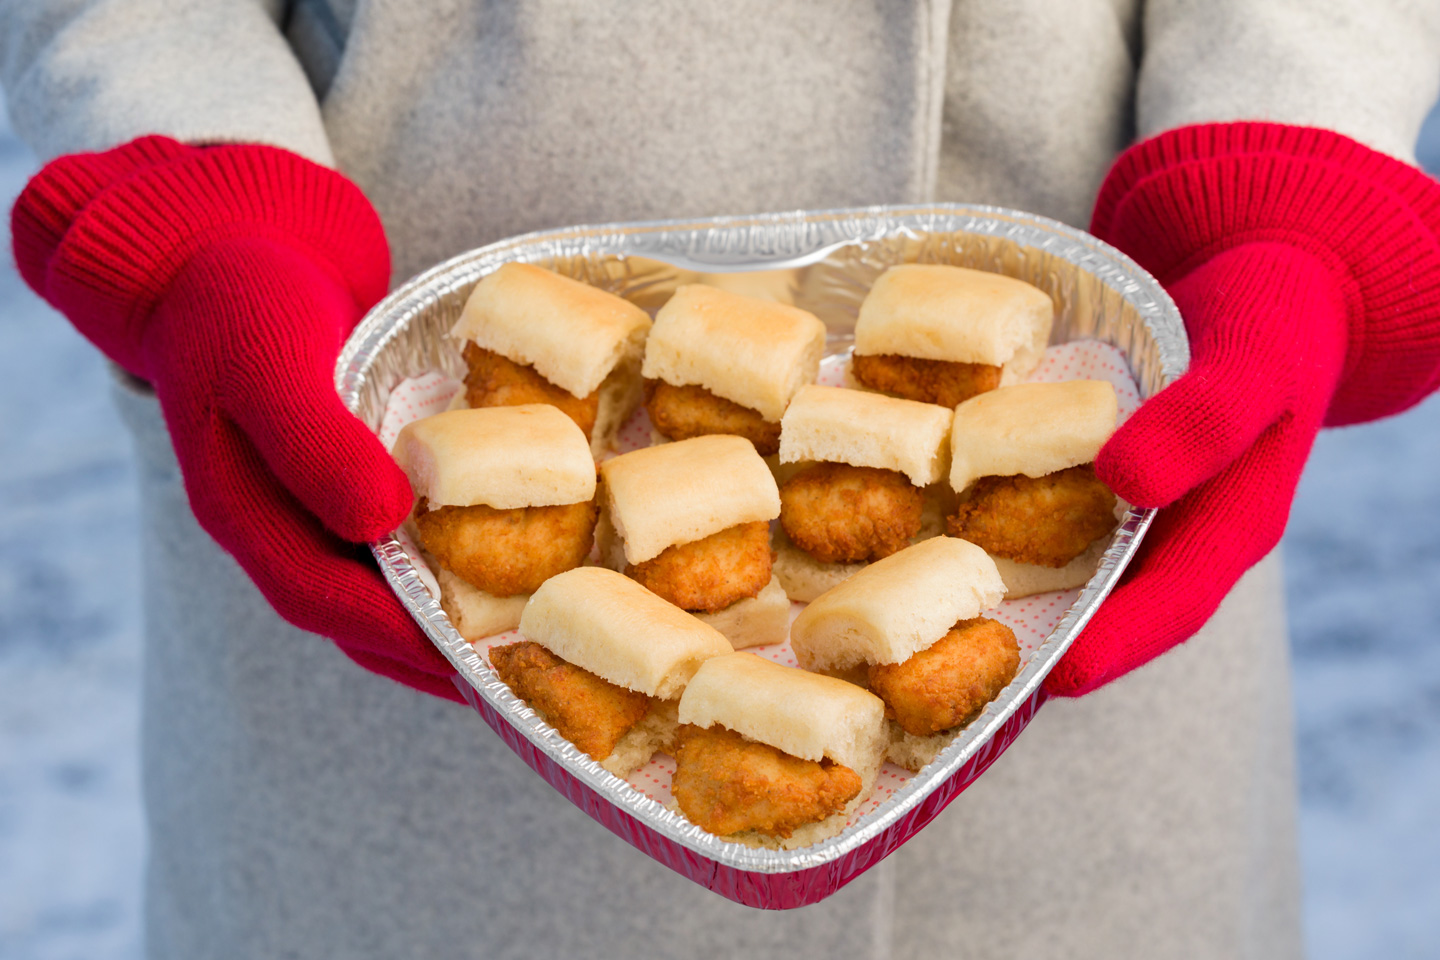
[{"x1": 336, "y1": 204, "x2": 1187, "y2": 909}]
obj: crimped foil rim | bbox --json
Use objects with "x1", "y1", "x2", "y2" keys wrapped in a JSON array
[{"x1": 337, "y1": 203, "x2": 1186, "y2": 875}]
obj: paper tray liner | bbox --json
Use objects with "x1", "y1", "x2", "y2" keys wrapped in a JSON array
[{"x1": 337, "y1": 204, "x2": 1187, "y2": 909}]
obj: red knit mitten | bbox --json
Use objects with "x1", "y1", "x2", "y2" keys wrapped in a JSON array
[
  {"x1": 1046, "y1": 123, "x2": 1440, "y2": 697},
  {"x1": 12, "y1": 136, "x2": 460, "y2": 702}
]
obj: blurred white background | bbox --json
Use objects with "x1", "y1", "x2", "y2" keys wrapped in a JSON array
[{"x1": 1, "y1": 100, "x2": 1438, "y2": 958}]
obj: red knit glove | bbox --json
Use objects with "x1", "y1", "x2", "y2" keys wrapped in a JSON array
[
  {"x1": 1045, "y1": 123, "x2": 1440, "y2": 697},
  {"x1": 12, "y1": 135, "x2": 460, "y2": 702}
]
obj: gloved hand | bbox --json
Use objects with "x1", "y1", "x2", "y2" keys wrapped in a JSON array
[
  {"x1": 1045, "y1": 123, "x2": 1440, "y2": 697},
  {"x1": 12, "y1": 135, "x2": 461, "y2": 702}
]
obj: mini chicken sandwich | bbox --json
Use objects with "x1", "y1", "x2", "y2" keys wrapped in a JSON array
[
  {"x1": 450, "y1": 261, "x2": 652, "y2": 455},
  {"x1": 392, "y1": 404, "x2": 598, "y2": 641},
  {"x1": 946, "y1": 379, "x2": 1121, "y2": 598},
  {"x1": 790, "y1": 536, "x2": 1020, "y2": 772},
  {"x1": 674, "y1": 652, "x2": 887, "y2": 848},
  {"x1": 773, "y1": 384, "x2": 953, "y2": 601},
  {"x1": 642, "y1": 284, "x2": 826, "y2": 456},
  {"x1": 597, "y1": 434, "x2": 788, "y2": 649},
  {"x1": 490, "y1": 567, "x2": 733, "y2": 778},
  {"x1": 849, "y1": 263, "x2": 1054, "y2": 407}
]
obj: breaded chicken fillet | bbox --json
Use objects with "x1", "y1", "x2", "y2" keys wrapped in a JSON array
[
  {"x1": 463, "y1": 342, "x2": 600, "y2": 439},
  {"x1": 644, "y1": 380, "x2": 781, "y2": 455},
  {"x1": 946, "y1": 464, "x2": 1117, "y2": 568},
  {"x1": 671, "y1": 723, "x2": 863, "y2": 839},
  {"x1": 414, "y1": 496, "x2": 598, "y2": 596},
  {"x1": 779, "y1": 463, "x2": 924, "y2": 564},
  {"x1": 489, "y1": 640, "x2": 651, "y2": 761},
  {"x1": 867, "y1": 617, "x2": 1020, "y2": 737},
  {"x1": 626, "y1": 521, "x2": 773, "y2": 613},
  {"x1": 851, "y1": 353, "x2": 1002, "y2": 408}
]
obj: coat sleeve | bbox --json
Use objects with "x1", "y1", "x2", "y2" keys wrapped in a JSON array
[
  {"x1": 1137, "y1": 0, "x2": 1440, "y2": 163},
  {"x1": 0, "y1": 0, "x2": 332, "y2": 165}
]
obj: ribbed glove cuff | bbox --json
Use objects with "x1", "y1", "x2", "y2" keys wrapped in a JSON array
[
  {"x1": 11, "y1": 136, "x2": 390, "y2": 380},
  {"x1": 1092, "y1": 122, "x2": 1440, "y2": 426}
]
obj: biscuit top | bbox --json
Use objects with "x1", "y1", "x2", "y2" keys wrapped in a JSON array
[
  {"x1": 599, "y1": 435, "x2": 781, "y2": 565},
  {"x1": 854, "y1": 264, "x2": 1053, "y2": 377},
  {"x1": 789, "y1": 537, "x2": 1006, "y2": 670},
  {"x1": 778, "y1": 385, "x2": 953, "y2": 487},
  {"x1": 949, "y1": 380, "x2": 1118, "y2": 491},
  {"x1": 519, "y1": 568, "x2": 732, "y2": 701},
  {"x1": 678, "y1": 653, "x2": 887, "y2": 774},
  {"x1": 392, "y1": 405, "x2": 596, "y2": 509},
  {"x1": 641, "y1": 284, "x2": 826, "y2": 422},
  {"x1": 450, "y1": 262, "x2": 652, "y2": 398}
]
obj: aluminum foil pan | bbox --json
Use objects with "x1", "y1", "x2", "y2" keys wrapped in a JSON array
[{"x1": 336, "y1": 203, "x2": 1187, "y2": 909}]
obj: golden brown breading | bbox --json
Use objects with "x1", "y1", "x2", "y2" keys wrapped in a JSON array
[
  {"x1": 671, "y1": 724, "x2": 862, "y2": 839},
  {"x1": 945, "y1": 463, "x2": 1117, "y2": 568},
  {"x1": 625, "y1": 521, "x2": 773, "y2": 613},
  {"x1": 779, "y1": 463, "x2": 924, "y2": 564},
  {"x1": 867, "y1": 617, "x2": 1020, "y2": 737},
  {"x1": 644, "y1": 380, "x2": 781, "y2": 456},
  {"x1": 414, "y1": 496, "x2": 597, "y2": 597},
  {"x1": 851, "y1": 353, "x2": 1002, "y2": 407},
  {"x1": 489, "y1": 641, "x2": 651, "y2": 761},
  {"x1": 462, "y1": 342, "x2": 600, "y2": 439}
]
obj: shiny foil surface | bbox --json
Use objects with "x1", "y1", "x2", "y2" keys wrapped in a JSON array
[{"x1": 336, "y1": 205, "x2": 1187, "y2": 908}]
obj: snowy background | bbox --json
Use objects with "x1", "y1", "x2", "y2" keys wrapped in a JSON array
[{"x1": 1, "y1": 99, "x2": 1438, "y2": 958}]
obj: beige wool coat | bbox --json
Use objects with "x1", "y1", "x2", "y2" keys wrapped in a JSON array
[{"x1": 5, "y1": 2, "x2": 1440, "y2": 957}]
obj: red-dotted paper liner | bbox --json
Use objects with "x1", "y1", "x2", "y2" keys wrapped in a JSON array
[{"x1": 340, "y1": 205, "x2": 1187, "y2": 908}]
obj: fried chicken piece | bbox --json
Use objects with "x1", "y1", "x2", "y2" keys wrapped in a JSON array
[
  {"x1": 644, "y1": 380, "x2": 781, "y2": 456},
  {"x1": 671, "y1": 724, "x2": 863, "y2": 839},
  {"x1": 945, "y1": 463, "x2": 1117, "y2": 568},
  {"x1": 414, "y1": 496, "x2": 597, "y2": 597},
  {"x1": 489, "y1": 641, "x2": 651, "y2": 761},
  {"x1": 779, "y1": 463, "x2": 924, "y2": 564},
  {"x1": 868, "y1": 617, "x2": 1021, "y2": 737},
  {"x1": 851, "y1": 353, "x2": 1002, "y2": 407},
  {"x1": 462, "y1": 342, "x2": 600, "y2": 439},
  {"x1": 626, "y1": 521, "x2": 772, "y2": 613}
]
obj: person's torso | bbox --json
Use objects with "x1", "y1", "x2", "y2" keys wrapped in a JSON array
[{"x1": 285, "y1": 0, "x2": 1139, "y2": 281}]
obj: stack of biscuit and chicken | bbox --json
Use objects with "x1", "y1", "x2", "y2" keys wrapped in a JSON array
[
  {"x1": 772, "y1": 384, "x2": 954, "y2": 600},
  {"x1": 848, "y1": 263, "x2": 1052, "y2": 405},
  {"x1": 450, "y1": 261, "x2": 652, "y2": 455},
  {"x1": 392, "y1": 404, "x2": 598, "y2": 640},
  {"x1": 489, "y1": 566, "x2": 733, "y2": 777},
  {"x1": 791, "y1": 536, "x2": 1020, "y2": 771},
  {"x1": 673, "y1": 652, "x2": 887, "y2": 848},
  {"x1": 946, "y1": 379, "x2": 1121, "y2": 597},
  {"x1": 642, "y1": 283, "x2": 826, "y2": 455},
  {"x1": 597, "y1": 435, "x2": 789, "y2": 649}
]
